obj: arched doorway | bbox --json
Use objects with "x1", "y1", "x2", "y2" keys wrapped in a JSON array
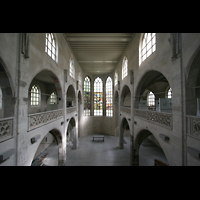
[
  {"x1": 119, "y1": 117, "x2": 130, "y2": 149},
  {"x1": 66, "y1": 117, "x2": 77, "y2": 149},
  {"x1": 134, "y1": 130, "x2": 168, "y2": 166},
  {"x1": 31, "y1": 129, "x2": 62, "y2": 166}
]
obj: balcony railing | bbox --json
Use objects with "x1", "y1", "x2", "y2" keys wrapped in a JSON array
[
  {"x1": 28, "y1": 109, "x2": 63, "y2": 131},
  {"x1": 134, "y1": 109, "x2": 173, "y2": 129},
  {"x1": 0, "y1": 117, "x2": 14, "y2": 142},
  {"x1": 120, "y1": 106, "x2": 131, "y2": 115},
  {"x1": 66, "y1": 106, "x2": 77, "y2": 114},
  {"x1": 186, "y1": 115, "x2": 200, "y2": 138}
]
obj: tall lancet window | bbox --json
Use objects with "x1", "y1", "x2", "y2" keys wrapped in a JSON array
[
  {"x1": 84, "y1": 76, "x2": 91, "y2": 116},
  {"x1": 94, "y1": 77, "x2": 103, "y2": 116},
  {"x1": 106, "y1": 76, "x2": 113, "y2": 117}
]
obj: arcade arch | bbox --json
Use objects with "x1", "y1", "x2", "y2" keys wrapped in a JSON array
[
  {"x1": 121, "y1": 85, "x2": 131, "y2": 107},
  {"x1": 0, "y1": 58, "x2": 15, "y2": 118},
  {"x1": 119, "y1": 117, "x2": 130, "y2": 149},
  {"x1": 66, "y1": 117, "x2": 77, "y2": 149},
  {"x1": 135, "y1": 70, "x2": 172, "y2": 112},
  {"x1": 134, "y1": 129, "x2": 169, "y2": 166},
  {"x1": 31, "y1": 128, "x2": 62, "y2": 166},
  {"x1": 28, "y1": 70, "x2": 63, "y2": 114},
  {"x1": 186, "y1": 45, "x2": 200, "y2": 116},
  {"x1": 66, "y1": 85, "x2": 76, "y2": 108}
]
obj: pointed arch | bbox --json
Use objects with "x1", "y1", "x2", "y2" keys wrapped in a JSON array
[
  {"x1": 106, "y1": 76, "x2": 113, "y2": 117},
  {"x1": 84, "y1": 76, "x2": 91, "y2": 116},
  {"x1": 94, "y1": 77, "x2": 103, "y2": 116}
]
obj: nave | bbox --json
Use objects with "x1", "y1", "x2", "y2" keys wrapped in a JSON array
[{"x1": 32, "y1": 134, "x2": 168, "y2": 166}]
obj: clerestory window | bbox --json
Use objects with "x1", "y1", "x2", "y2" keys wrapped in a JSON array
[
  {"x1": 139, "y1": 33, "x2": 156, "y2": 65},
  {"x1": 122, "y1": 57, "x2": 128, "y2": 80},
  {"x1": 45, "y1": 33, "x2": 56, "y2": 61},
  {"x1": 69, "y1": 58, "x2": 75, "y2": 79}
]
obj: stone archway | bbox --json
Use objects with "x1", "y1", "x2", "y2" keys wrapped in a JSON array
[
  {"x1": 186, "y1": 45, "x2": 200, "y2": 116},
  {"x1": 0, "y1": 57, "x2": 15, "y2": 118},
  {"x1": 133, "y1": 129, "x2": 168, "y2": 166},
  {"x1": 119, "y1": 117, "x2": 130, "y2": 149},
  {"x1": 120, "y1": 85, "x2": 131, "y2": 107},
  {"x1": 31, "y1": 129, "x2": 63, "y2": 166},
  {"x1": 66, "y1": 117, "x2": 77, "y2": 149},
  {"x1": 134, "y1": 70, "x2": 172, "y2": 112}
]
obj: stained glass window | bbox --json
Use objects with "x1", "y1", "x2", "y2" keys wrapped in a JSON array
[
  {"x1": 139, "y1": 33, "x2": 156, "y2": 65},
  {"x1": 122, "y1": 57, "x2": 128, "y2": 80},
  {"x1": 94, "y1": 77, "x2": 103, "y2": 116},
  {"x1": 45, "y1": 33, "x2": 56, "y2": 61},
  {"x1": 84, "y1": 76, "x2": 91, "y2": 116},
  {"x1": 31, "y1": 85, "x2": 40, "y2": 106},
  {"x1": 50, "y1": 92, "x2": 57, "y2": 104},
  {"x1": 106, "y1": 76, "x2": 113, "y2": 117}
]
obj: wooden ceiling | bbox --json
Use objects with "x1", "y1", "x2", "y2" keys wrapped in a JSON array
[{"x1": 63, "y1": 33, "x2": 135, "y2": 74}]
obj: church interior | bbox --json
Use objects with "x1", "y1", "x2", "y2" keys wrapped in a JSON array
[{"x1": 0, "y1": 33, "x2": 200, "y2": 166}]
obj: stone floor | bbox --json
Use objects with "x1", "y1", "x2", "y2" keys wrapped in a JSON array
[
  {"x1": 65, "y1": 134, "x2": 130, "y2": 166},
  {"x1": 32, "y1": 134, "x2": 168, "y2": 166}
]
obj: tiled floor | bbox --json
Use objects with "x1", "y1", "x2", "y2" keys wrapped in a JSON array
[{"x1": 32, "y1": 134, "x2": 168, "y2": 166}]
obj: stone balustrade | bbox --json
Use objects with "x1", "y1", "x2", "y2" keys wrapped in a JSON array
[
  {"x1": 134, "y1": 109, "x2": 172, "y2": 129},
  {"x1": 28, "y1": 109, "x2": 63, "y2": 131},
  {"x1": 0, "y1": 117, "x2": 13, "y2": 142},
  {"x1": 186, "y1": 115, "x2": 200, "y2": 138}
]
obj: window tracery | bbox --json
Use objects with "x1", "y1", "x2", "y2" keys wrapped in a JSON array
[
  {"x1": 106, "y1": 76, "x2": 113, "y2": 117},
  {"x1": 94, "y1": 77, "x2": 103, "y2": 116},
  {"x1": 84, "y1": 76, "x2": 91, "y2": 116}
]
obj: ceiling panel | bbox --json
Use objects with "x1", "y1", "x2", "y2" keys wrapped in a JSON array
[{"x1": 63, "y1": 33, "x2": 135, "y2": 74}]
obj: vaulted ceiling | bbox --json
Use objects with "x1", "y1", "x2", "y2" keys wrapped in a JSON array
[{"x1": 63, "y1": 33, "x2": 135, "y2": 74}]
